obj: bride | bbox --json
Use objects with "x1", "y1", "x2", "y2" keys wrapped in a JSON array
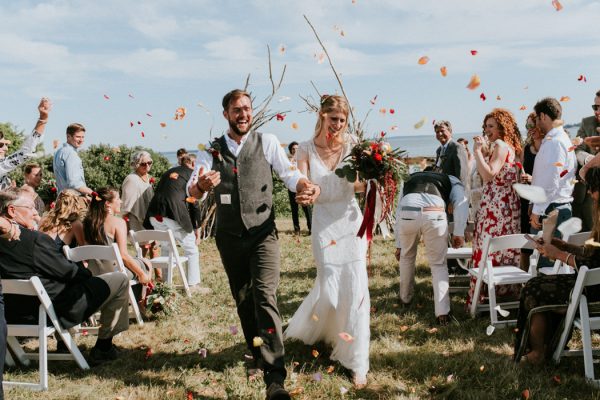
[{"x1": 284, "y1": 95, "x2": 370, "y2": 388}]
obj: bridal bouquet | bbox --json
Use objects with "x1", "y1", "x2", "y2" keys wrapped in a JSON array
[{"x1": 335, "y1": 133, "x2": 407, "y2": 240}]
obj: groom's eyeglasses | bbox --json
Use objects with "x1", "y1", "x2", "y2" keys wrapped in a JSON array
[{"x1": 592, "y1": 105, "x2": 600, "y2": 111}]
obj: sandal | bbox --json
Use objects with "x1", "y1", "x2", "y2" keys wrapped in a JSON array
[{"x1": 437, "y1": 315, "x2": 450, "y2": 326}]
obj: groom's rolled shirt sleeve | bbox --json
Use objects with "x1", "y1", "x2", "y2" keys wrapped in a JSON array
[{"x1": 262, "y1": 133, "x2": 306, "y2": 192}]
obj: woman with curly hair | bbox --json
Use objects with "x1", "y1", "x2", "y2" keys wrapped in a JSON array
[
  {"x1": 38, "y1": 189, "x2": 86, "y2": 249},
  {"x1": 466, "y1": 108, "x2": 523, "y2": 309}
]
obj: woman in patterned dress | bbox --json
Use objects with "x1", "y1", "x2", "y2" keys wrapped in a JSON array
[{"x1": 466, "y1": 108, "x2": 523, "y2": 309}]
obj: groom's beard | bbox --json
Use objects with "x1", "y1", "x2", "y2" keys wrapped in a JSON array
[{"x1": 228, "y1": 119, "x2": 252, "y2": 136}]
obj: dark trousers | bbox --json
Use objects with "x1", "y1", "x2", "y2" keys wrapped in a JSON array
[
  {"x1": 287, "y1": 190, "x2": 311, "y2": 232},
  {"x1": 0, "y1": 292, "x2": 6, "y2": 400},
  {"x1": 215, "y1": 225, "x2": 286, "y2": 386}
]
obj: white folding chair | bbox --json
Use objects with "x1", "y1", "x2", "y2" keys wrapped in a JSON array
[
  {"x1": 539, "y1": 231, "x2": 590, "y2": 275},
  {"x1": 553, "y1": 266, "x2": 600, "y2": 386},
  {"x1": 129, "y1": 229, "x2": 191, "y2": 297},
  {"x1": 63, "y1": 244, "x2": 144, "y2": 326},
  {"x1": 446, "y1": 222, "x2": 474, "y2": 292},
  {"x1": 469, "y1": 234, "x2": 537, "y2": 327},
  {"x1": 2, "y1": 277, "x2": 89, "y2": 391}
]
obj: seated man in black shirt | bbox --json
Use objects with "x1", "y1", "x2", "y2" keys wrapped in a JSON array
[{"x1": 0, "y1": 188, "x2": 130, "y2": 365}]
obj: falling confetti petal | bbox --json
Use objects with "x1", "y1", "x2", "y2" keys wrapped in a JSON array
[
  {"x1": 103, "y1": 94, "x2": 110, "y2": 100},
  {"x1": 174, "y1": 107, "x2": 187, "y2": 120},
  {"x1": 400, "y1": 325, "x2": 409, "y2": 332},
  {"x1": 466, "y1": 74, "x2": 481, "y2": 90},
  {"x1": 480, "y1": 365, "x2": 485, "y2": 372},
  {"x1": 252, "y1": 337, "x2": 263, "y2": 347},
  {"x1": 198, "y1": 348, "x2": 207, "y2": 358},
  {"x1": 276, "y1": 113, "x2": 285, "y2": 121},
  {"x1": 340, "y1": 387, "x2": 349, "y2": 395},
  {"x1": 316, "y1": 53, "x2": 325, "y2": 64},
  {"x1": 370, "y1": 95, "x2": 378, "y2": 105},
  {"x1": 552, "y1": 375, "x2": 561, "y2": 384},
  {"x1": 289, "y1": 387, "x2": 304, "y2": 396},
  {"x1": 197, "y1": 144, "x2": 206, "y2": 151},
  {"x1": 558, "y1": 96, "x2": 571, "y2": 102},
  {"x1": 578, "y1": 74, "x2": 587, "y2": 82},
  {"x1": 418, "y1": 56, "x2": 430, "y2": 65},
  {"x1": 291, "y1": 122, "x2": 299, "y2": 130},
  {"x1": 278, "y1": 96, "x2": 291, "y2": 102},
  {"x1": 557, "y1": 217, "x2": 582, "y2": 237},
  {"x1": 146, "y1": 113, "x2": 152, "y2": 117},
  {"x1": 486, "y1": 325, "x2": 495, "y2": 336},
  {"x1": 103, "y1": 156, "x2": 111, "y2": 161},
  {"x1": 513, "y1": 183, "x2": 548, "y2": 204},
  {"x1": 496, "y1": 95, "x2": 502, "y2": 101},
  {"x1": 128, "y1": 94, "x2": 135, "y2": 98},
  {"x1": 160, "y1": 122, "x2": 167, "y2": 128},
  {"x1": 560, "y1": 170, "x2": 568, "y2": 177},
  {"x1": 470, "y1": 50, "x2": 478, "y2": 56},
  {"x1": 266, "y1": 327, "x2": 275, "y2": 334},
  {"x1": 141, "y1": 131, "x2": 145, "y2": 138},
  {"x1": 440, "y1": 66, "x2": 447, "y2": 77},
  {"x1": 389, "y1": 108, "x2": 395, "y2": 114},
  {"x1": 313, "y1": 372, "x2": 322, "y2": 382},
  {"x1": 279, "y1": 44, "x2": 286, "y2": 55},
  {"x1": 552, "y1": 0, "x2": 563, "y2": 11},
  {"x1": 130, "y1": 122, "x2": 134, "y2": 127},
  {"x1": 327, "y1": 365, "x2": 335, "y2": 373},
  {"x1": 522, "y1": 388, "x2": 530, "y2": 400},
  {"x1": 186, "y1": 197, "x2": 197, "y2": 204},
  {"x1": 519, "y1": 105, "x2": 527, "y2": 111},
  {"x1": 137, "y1": 121, "x2": 141, "y2": 125},
  {"x1": 338, "y1": 332, "x2": 354, "y2": 342},
  {"x1": 480, "y1": 93, "x2": 486, "y2": 101},
  {"x1": 311, "y1": 349, "x2": 319, "y2": 358},
  {"x1": 553, "y1": 162, "x2": 564, "y2": 167},
  {"x1": 145, "y1": 348, "x2": 153, "y2": 359},
  {"x1": 427, "y1": 327, "x2": 438, "y2": 334},
  {"x1": 169, "y1": 172, "x2": 179, "y2": 180},
  {"x1": 390, "y1": 125, "x2": 398, "y2": 131},
  {"x1": 311, "y1": 314, "x2": 319, "y2": 321},
  {"x1": 414, "y1": 117, "x2": 427, "y2": 129},
  {"x1": 187, "y1": 391, "x2": 194, "y2": 400},
  {"x1": 494, "y1": 305, "x2": 510, "y2": 317},
  {"x1": 52, "y1": 139, "x2": 59, "y2": 149}
]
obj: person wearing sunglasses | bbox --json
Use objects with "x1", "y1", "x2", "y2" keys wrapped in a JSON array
[
  {"x1": 0, "y1": 98, "x2": 51, "y2": 191},
  {"x1": 573, "y1": 89, "x2": 600, "y2": 231},
  {"x1": 121, "y1": 151, "x2": 154, "y2": 235}
]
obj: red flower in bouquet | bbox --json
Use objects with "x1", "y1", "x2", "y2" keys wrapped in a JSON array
[{"x1": 374, "y1": 153, "x2": 383, "y2": 162}]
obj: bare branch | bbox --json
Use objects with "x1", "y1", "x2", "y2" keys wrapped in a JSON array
[
  {"x1": 303, "y1": 14, "x2": 358, "y2": 137},
  {"x1": 243, "y1": 74, "x2": 250, "y2": 92}
]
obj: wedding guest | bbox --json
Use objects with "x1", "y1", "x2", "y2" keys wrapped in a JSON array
[
  {"x1": 457, "y1": 137, "x2": 474, "y2": 174},
  {"x1": 394, "y1": 171, "x2": 468, "y2": 326},
  {"x1": 147, "y1": 159, "x2": 205, "y2": 291},
  {"x1": 284, "y1": 95, "x2": 370, "y2": 388},
  {"x1": 287, "y1": 141, "x2": 312, "y2": 234},
  {"x1": 0, "y1": 98, "x2": 50, "y2": 191},
  {"x1": 530, "y1": 98, "x2": 576, "y2": 267},
  {"x1": 573, "y1": 89, "x2": 600, "y2": 231},
  {"x1": 187, "y1": 89, "x2": 314, "y2": 400},
  {"x1": 53, "y1": 123, "x2": 93, "y2": 197},
  {"x1": 38, "y1": 189, "x2": 86, "y2": 250},
  {"x1": 121, "y1": 151, "x2": 154, "y2": 238},
  {"x1": 466, "y1": 108, "x2": 522, "y2": 310},
  {"x1": 433, "y1": 121, "x2": 469, "y2": 187},
  {"x1": 83, "y1": 188, "x2": 152, "y2": 304},
  {"x1": 176, "y1": 148, "x2": 188, "y2": 166},
  {"x1": 21, "y1": 163, "x2": 45, "y2": 215},
  {"x1": 0, "y1": 188, "x2": 130, "y2": 365},
  {"x1": 514, "y1": 167, "x2": 600, "y2": 365},
  {"x1": 519, "y1": 113, "x2": 544, "y2": 270}
]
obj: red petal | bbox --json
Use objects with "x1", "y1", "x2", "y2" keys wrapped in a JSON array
[
  {"x1": 103, "y1": 94, "x2": 110, "y2": 100},
  {"x1": 560, "y1": 170, "x2": 568, "y2": 177},
  {"x1": 470, "y1": 50, "x2": 478, "y2": 55},
  {"x1": 141, "y1": 131, "x2": 145, "y2": 138}
]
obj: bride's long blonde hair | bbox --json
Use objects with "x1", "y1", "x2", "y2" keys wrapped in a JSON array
[{"x1": 313, "y1": 95, "x2": 350, "y2": 145}]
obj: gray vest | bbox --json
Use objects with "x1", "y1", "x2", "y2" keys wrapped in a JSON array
[{"x1": 212, "y1": 132, "x2": 274, "y2": 236}]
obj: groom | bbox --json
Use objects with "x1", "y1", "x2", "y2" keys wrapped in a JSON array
[{"x1": 188, "y1": 89, "x2": 314, "y2": 400}]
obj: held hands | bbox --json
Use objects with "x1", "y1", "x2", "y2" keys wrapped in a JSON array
[
  {"x1": 295, "y1": 178, "x2": 320, "y2": 206},
  {"x1": 137, "y1": 271, "x2": 151, "y2": 285},
  {"x1": 530, "y1": 213, "x2": 542, "y2": 230},
  {"x1": 520, "y1": 173, "x2": 532, "y2": 184}
]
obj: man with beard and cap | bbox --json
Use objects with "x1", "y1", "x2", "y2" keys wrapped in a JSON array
[
  {"x1": 187, "y1": 89, "x2": 316, "y2": 400},
  {"x1": 573, "y1": 89, "x2": 600, "y2": 231}
]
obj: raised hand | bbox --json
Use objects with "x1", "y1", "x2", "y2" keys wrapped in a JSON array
[
  {"x1": 196, "y1": 166, "x2": 221, "y2": 193},
  {"x1": 38, "y1": 97, "x2": 51, "y2": 120}
]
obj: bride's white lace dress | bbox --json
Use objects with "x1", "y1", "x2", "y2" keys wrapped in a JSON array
[{"x1": 284, "y1": 140, "x2": 370, "y2": 379}]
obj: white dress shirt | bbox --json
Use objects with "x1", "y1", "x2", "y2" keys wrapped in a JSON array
[
  {"x1": 531, "y1": 126, "x2": 576, "y2": 215},
  {"x1": 187, "y1": 132, "x2": 306, "y2": 196}
]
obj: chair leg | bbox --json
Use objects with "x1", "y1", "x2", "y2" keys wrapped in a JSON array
[
  {"x1": 178, "y1": 260, "x2": 191, "y2": 297},
  {"x1": 38, "y1": 323, "x2": 49, "y2": 390},
  {"x1": 7, "y1": 336, "x2": 30, "y2": 366},
  {"x1": 579, "y1": 298, "x2": 596, "y2": 381},
  {"x1": 488, "y1": 282, "x2": 498, "y2": 326},
  {"x1": 5, "y1": 346, "x2": 15, "y2": 367},
  {"x1": 54, "y1": 328, "x2": 90, "y2": 370},
  {"x1": 470, "y1": 275, "x2": 483, "y2": 318},
  {"x1": 128, "y1": 284, "x2": 144, "y2": 326}
]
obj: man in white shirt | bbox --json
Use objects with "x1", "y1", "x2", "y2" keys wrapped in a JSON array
[
  {"x1": 187, "y1": 89, "x2": 314, "y2": 400},
  {"x1": 530, "y1": 97, "x2": 576, "y2": 249}
]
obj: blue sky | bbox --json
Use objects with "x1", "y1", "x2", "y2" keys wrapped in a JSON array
[{"x1": 1, "y1": 0, "x2": 598, "y2": 153}]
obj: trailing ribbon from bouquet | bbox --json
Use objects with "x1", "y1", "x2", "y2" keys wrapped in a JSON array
[{"x1": 357, "y1": 180, "x2": 378, "y2": 241}]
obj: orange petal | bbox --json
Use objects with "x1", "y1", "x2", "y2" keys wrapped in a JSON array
[
  {"x1": 186, "y1": 197, "x2": 197, "y2": 204},
  {"x1": 160, "y1": 122, "x2": 167, "y2": 128},
  {"x1": 480, "y1": 365, "x2": 485, "y2": 372},
  {"x1": 559, "y1": 96, "x2": 570, "y2": 102},
  {"x1": 440, "y1": 66, "x2": 447, "y2": 77},
  {"x1": 427, "y1": 327, "x2": 438, "y2": 334},
  {"x1": 289, "y1": 387, "x2": 304, "y2": 396},
  {"x1": 311, "y1": 314, "x2": 319, "y2": 321},
  {"x1": 291, "y1": 122, "x2": 299, "y2": 130},
  {"x1": 418, "y1": 56, "x2": 430, "y2": 65},
  {"x1": 170, "y1": 172, "x2": 179, "y2": 179},
  {"x1": 522, "y1": 388, "x2": 530, "y2": 399},
  {"x1": 553, "y1": 162, "x2": 564, "y2": 167},
  {"x1": 279, "y1": 44, "x2": 286, "y2": 55},
  {"x1": 311, "y1": 349, "x2": 319, "y2": 358},
  {"x1": 400, "y1": 325, "x2": 409, "y2": 332},
  {"x1": 379, "y1": 108, "x2": 386, "y2": 114},
  {"x1": 519, "y1": 105, "x2": 527, "y2": 111},
  {"x1": 327, "y1": 365, "x2": 335, "y2": 373},
  {"x1": 338, "y1": 332, "x2": 354, "y2": 342},
  {"x1": 552, "y1": 0, "x2": 563, "y2": 11},
  {"x1": 466, "y1": 74, "x2": 481, "y2": 90}
]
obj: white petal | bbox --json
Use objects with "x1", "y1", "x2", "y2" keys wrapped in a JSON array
[
  {"x1": 513, "y1": 184, "x2": 548, "y2": 204},
  {"x1": 557, "y1": 217, "x2": 582, "y2": 237},
  {"x1": 486, "y1": 325, "x2": 495, "y2": 336},
  {"x1": 494, "y1": 305, "x2": 510, "y2": 317}
]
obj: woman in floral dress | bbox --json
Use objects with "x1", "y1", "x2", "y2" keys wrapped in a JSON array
[{"x1": 466, "y1": 108, "x2": 523, "y2": 309}]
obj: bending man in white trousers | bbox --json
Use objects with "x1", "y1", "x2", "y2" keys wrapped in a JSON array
[{"x1": 394, "y1": 171, "x2": 468, "y2": 326}]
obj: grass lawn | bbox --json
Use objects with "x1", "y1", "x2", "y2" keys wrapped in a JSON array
[{"x1": 4, "y1": 218, "x2": 600, "y2": 399}]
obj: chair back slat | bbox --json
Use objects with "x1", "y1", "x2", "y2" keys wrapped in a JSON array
[
  {"x1": 569, "y1": 231, "x2": 591, "y2": 246},
  {"x1": 1, "y1": 279, "x2": 38, "y2": 296},
  {"x1": 130, "y1": 229, "x2": 171, "y2": 243},
  {"x1": 487, "y1": 234, "x2": 536, "y2": 254},
  {"x1": 583, "y1": 267, "x2": 600, "y2": 287}
]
